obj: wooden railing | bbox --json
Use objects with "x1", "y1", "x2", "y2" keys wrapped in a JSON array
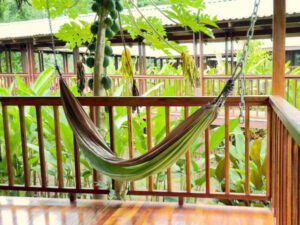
[
  {"x1": 1, "y1": 73, "x2": 300, "y2": 105},
  {"x1": 1, "y1": 95, "x2": 300, "y2": 224},
  {"x1": 0, "y1": 96, "x2": 270, "y2": 204},
  {"x1": 269, "y1": 96, "x2": 300, "y2": 225}
]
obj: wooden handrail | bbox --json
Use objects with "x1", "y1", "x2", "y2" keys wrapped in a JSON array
[
  {"x1": 269, "y1": 96, "x2": 300, "y2": 146},
  {"x1": 0, "y1": 96, "x2": 269, "y2": 106}
]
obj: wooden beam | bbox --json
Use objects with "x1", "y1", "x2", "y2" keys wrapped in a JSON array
[{"x1": 272, "y1": 0, "x2": 286, "y2": 96}]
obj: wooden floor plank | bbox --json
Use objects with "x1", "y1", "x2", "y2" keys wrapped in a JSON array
[{"x1": 0, "y1": 197, "x2": 274, "y2": 225}]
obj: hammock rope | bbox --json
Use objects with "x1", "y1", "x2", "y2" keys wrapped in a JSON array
[{"x1": 45, "y1": 0, "x2": 260, "y2": 182}]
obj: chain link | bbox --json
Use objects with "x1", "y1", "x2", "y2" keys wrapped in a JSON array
[{"x1": 234, "y1": 0, "x2": 260, "y2": 123}]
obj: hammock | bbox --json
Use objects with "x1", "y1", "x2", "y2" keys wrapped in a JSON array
[{"x1": 60, "y1": 76, "x2": 219, "y2": 181}]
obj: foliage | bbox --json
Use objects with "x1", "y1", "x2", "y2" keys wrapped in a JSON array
[
  {"x1": 55, "y1": 20, "x2": 94, "y2": 49},
  {"x1": 31, "y1": 0, "x2": 91, "y2": 19},
  {"x1": 0, "y1": 68, "x2": 95, "y2": 190},
  {"x1": 0, "y1": 0, "x2": 44, "y2": 22}
]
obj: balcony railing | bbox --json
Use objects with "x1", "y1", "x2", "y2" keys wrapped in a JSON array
[
  {"x1": 1, "y1": 73, "x2": 300, "y2": 105},
  {"x1": 0, "y1": 95, "x2": 299, "y2": 224}
]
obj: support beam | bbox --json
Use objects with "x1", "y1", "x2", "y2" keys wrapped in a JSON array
[{"x1": 272, "y1": 0, "x2": 286, "y2": 97}]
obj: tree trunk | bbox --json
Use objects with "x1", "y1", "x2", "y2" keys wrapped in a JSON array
[
  {"x1": 93, "y1": 10, "x2": 107, "y2": 199},
  {"x1": 94, "y1": 11, "x2": 107, "y2": 126}
]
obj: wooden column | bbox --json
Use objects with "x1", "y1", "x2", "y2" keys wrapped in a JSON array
[
  {"x1": 138, "y1": 41, "x2": 143, "y2": 75},
  {"x1": 38, "y1": 51, "x2": 44, "y2": 72},
  {"x1": 114, "y1": 55, "x2": 118, "y2": 71},
  {"x1": 230, "y1": 34, "x2": 234, "y2": 75},
  {"x1": 272, "y1": 0, "x2": 286, "y2": 97},
  {"x1": 63, "y1": 53, "x2": 69, "y2": 74},
  {"x1": 73, "y1": 47, "x2": 80, "y2": 74},
  {"x1": 142, "y1": 42, "x2": 147, "y2": 75},
  {"x1": 26, "y1": 42, "x2": 35, "y2": 76},
  {"x1": 199, "y1": 33, "x2": 205, "y2": 96},
  {"x1": 225, "y1": 35, "x2": 229, "y2": 75},
  {"x1": 4, "y1": 47, "x2": 12, "y2": 73},
  {"x1": 21, "y1": 45, "x2": 28, "y2": 73}
]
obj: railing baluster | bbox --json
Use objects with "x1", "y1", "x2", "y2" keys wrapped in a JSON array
[
  {"x1": 89, "y1": 106, "x2": 98, "y2": 190},
  {"x1": 108, "y1": 106, "x2": 115, "y2": 188},
  {"x1": 205, "y1": 128, "x2": 210, "y2": 194},
  {"x1": 266, "y1": 106, "x2": 271, "y2": 197},
  {"x1": 146, "y1": 106, "x2": 153, "y2": 191},
  {"x1": 19, "y1": 106, "x2": 30, "y2": 187},
  {"x1": 73, "y1": 135, "x2": 81, "y2": 190},
  {"x1": 245, "y1": 106, "x2": 250, "y2": 195},
  {"x1": 165, "y1": 106, "x2": 172, "y2": 192},
  {"x1": 54, "y1": 106, "x2": 63, "y2": 188},
  {"x1": 127, "y1": 107, "x2": 135, "y2": 190},
  {"x1": 184, "y1": 107, "x2": 191, "y2": 193},
  {"x1": 291, "y1": 141, "x2": 299, "y2": 225},
  {"x1": 2, "y1": 105, "x2": 13, "y2": 186},
  {"x1": 225, "y1": 106, "x2": 230, "y2": 194},
  {"x1": 287, "y1": 134, "x2": 292, "y2": 225},
  {"x1": 36, "y1": 106, "x2": 47, "y2": 187}
]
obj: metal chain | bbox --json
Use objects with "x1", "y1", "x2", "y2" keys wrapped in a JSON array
[
  {"x1": 214, "y1": 0, "x2": 260, "y2": 123},
  {"x1": 236, "y1": 0, "x2": 260, "y2": 123},
  {"x1": 45, "y1": 0, "x2": 62, "y2": 76}
]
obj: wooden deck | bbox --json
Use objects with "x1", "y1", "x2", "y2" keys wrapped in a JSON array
[{"x1": 0, "y1": 197, "x2": 274, "y2": 225}]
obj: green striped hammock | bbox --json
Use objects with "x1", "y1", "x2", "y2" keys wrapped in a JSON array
[{"x1": 60, "y1": 77, "x2": 220, "y2": 182}]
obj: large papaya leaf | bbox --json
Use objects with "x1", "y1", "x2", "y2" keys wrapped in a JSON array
[{"x1": 210, "y1": 118, "x2": 239, "y2": 151}]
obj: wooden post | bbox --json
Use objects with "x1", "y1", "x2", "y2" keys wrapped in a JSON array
[
  {"x1": 225, "y1": 35, "x2": 229, "y2": 75},
  {"x1": 142, "y1": 42, "x2": 147, "y2": 75},
  {"x1": 26, "y1": 42, "x2": 35, "y2": 78},
  {"x1": 4, "y1": 48, "x2": 10, "y2": 73},
  {"x1": 199, "y1": 33, "x2": 204, "y2": 96},
  {"x1": 114, "y1": 55, "x2": 118, "y2": 71},
  {"x1": 138, "y1": 41, "x2": 143, "y2": 75},
  {"x1": 21, "y1": 44, "x2": 28, "y2": 73},
  {"x1": 39, "y1": 51, "x2": 44, "y2": 72},
  {"x1": 73, "y1": 47, "x2": 80, "y2": 74},
  {"x1": 63, "y1": 53, "x2": 69, "y2": 74},
  {"x1": 230, "y1": 34, "x2": 234, "y2": 75},
  {"x1": 272, "y1": 0, "x2": 286, "y2": 97}
]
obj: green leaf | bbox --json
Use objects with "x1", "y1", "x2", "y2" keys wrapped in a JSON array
[
  {"x1": 55, "y1": 20, "x2": 93, "y2": 49},
  {"x1": 250, "y1": 168, "x2": 263, "y2": 190},
  {"x1": 32, "y1": 67, "x2": 55, "y2": 95},
  {"x1": 210, "y1": 119, "x2": 239, "y2": 151},
  {"x1": 250, "y1": 138, "x2": 262, "y2": 168}
]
